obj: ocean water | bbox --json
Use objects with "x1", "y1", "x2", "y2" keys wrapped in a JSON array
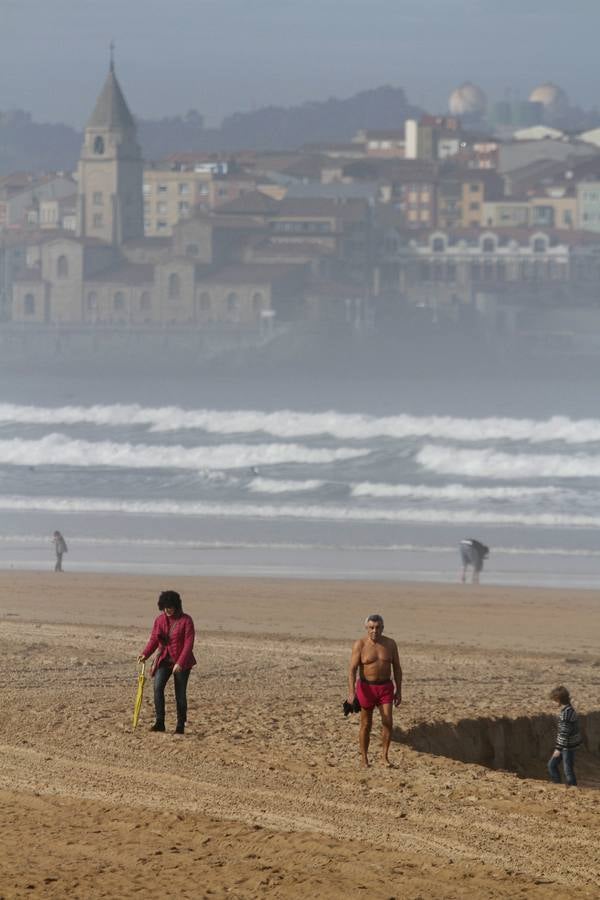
[{"x1": 2, "y1": 368, "x2": 600, "y2": 587}]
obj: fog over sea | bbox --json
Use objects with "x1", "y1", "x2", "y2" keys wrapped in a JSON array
[{"x1": 2, "y1": 368, "x2": 600, "y2": 587}]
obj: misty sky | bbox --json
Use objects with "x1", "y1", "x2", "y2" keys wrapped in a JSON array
[{"x1": 0, "y1": 0, "x2": 598, "y2": 127}]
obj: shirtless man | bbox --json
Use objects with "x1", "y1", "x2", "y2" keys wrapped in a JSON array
[{"x1": 348, "y1": 614, "x2": 402, "y2": 767}]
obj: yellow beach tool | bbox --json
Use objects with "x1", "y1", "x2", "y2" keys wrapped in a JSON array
[{"x1": 132, "y1": 660, "x2": 146, "y2": 730}]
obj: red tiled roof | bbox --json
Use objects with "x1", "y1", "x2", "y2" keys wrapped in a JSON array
[{"x1": 216, "y1": 191, "x2": 280, "y2": 215}]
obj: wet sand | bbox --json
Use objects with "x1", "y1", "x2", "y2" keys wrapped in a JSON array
[{"x1": 0, "y1": 572, "x2": 599, "y2": 898}]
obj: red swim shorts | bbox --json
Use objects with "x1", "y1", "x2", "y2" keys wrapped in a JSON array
[{"x1": 356, "y1": 679, "x2": 395, "y2": 709}]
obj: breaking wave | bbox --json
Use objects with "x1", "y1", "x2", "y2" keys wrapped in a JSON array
[
  {"x1": 0, "y1": 434, "x2": 366, "y2": 470},
  {"x1": 2, "y1": 494, "x2": 600, "y2": 527},
  {"x1": 351, "y1": 482, "x2": 559, "y2": 500},
  {"x1": 248, "y1": 478, "x2": 324, "y2": 493},
  {"x1": 3, "y1": 402, "x2": 600, "y2": 444},
  {"x1": 417, "y1": 444, "x2": 600, "y2": 480}
]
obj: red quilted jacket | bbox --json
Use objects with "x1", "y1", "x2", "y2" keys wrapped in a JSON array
[{"x1": 141, "y1": 611, "x2": 196, "y2": 674}]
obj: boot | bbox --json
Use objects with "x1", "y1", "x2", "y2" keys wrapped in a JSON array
[
  {"x1": 150, "y1": 721, "x2": 165, "y2": 732},
  {"x1": 175, "y1": 722, "x2": 185, "y2": 735}
]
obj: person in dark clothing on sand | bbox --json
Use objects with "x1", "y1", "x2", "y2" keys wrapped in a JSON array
[
  {"x1": 548, "y1": 685, "x2": 582, "y2": 787},
  {"x1": 52, "y1": 531, "x2": 68, "y2": 572},
  {"x1": 138, "y1": 591, "x2": 196, "y2": 735},
  {"x1": 459, "y1": 538, "x2": 489, "y2": 584}
]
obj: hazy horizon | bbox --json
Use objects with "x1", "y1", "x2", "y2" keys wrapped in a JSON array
[{"x1": 0, "y1": 0, "x2": 598, "y2": 127}]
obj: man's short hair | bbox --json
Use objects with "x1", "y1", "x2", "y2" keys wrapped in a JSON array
[
  {"x1": 365, "y1": 614, "x2": 384, "y2": 628},
  {"x1": 158, "y1": 590, "x2": 183, "y2": 612},
  {"x1": 550, "y1": 685, "x2": 571, "y2": 705}
]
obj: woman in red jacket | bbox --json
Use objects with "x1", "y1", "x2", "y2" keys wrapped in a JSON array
[{"x1": 138, "y1": 590, "x2": 196, "y2": 734}]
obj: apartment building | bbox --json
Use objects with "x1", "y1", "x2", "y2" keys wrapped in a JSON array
[{"x1": 143, "y1": 167, "x2": 212, "y2": 236}]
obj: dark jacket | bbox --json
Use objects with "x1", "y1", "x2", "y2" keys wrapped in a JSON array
[
  {"x1": 142, "y1": 611, "x2": 196, "y2": 675},
  {"x1": 555, "y1": 704, "x2": 582, "y2": 751}
]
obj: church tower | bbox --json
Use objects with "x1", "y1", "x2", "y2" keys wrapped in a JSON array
[{"x1": 77, "y1": 54, "x2": 144, "y2": 244}]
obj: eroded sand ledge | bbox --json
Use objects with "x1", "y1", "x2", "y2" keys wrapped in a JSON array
[{"x1": 1, "y1": 572, "x2": 599, "y2": 899}]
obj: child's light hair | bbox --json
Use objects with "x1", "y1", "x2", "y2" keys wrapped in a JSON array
[{"x1": 550, "y1": 685, "x2": 571, "y2": 705}]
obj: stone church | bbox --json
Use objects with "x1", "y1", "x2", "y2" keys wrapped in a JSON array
[{"x1": 12, "y1": 61, "x2": 306, "y2": 327}]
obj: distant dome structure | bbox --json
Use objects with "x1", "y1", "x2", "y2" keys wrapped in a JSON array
[
  {"x1": 448, "y1": 82, "x2": 487, "y2": 118},
  {"x1": 529, "y1": 82, "x2": 569, "y2": 111}
]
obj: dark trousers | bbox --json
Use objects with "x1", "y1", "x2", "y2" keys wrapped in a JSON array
[
  {"x1": 153, "y1": 663, "x2": 191, "y2": 726},
  {"x1": 55, "y1": 553, "x2": 63, "y2": 572},
  {"x1": 548, "y1": 749, "x2": 577, "y2": 786}
]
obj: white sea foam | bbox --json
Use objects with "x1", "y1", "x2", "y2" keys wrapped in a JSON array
[
  {"x1": 3, "y1": 402, "x2": 600, "y2": 445},
  {"x1": 248, "y1": 477, "x2": 324, "y2": 493},
  {"x1": 1, "y1": 493, "x2": 600, "y2": 527},
  {"x1": 0, "y1": 434, "x2": 365, "y2": 470},
  {"x1": 351, "y1": 481, "x2": 558, "y2": 500},
  {"x1": 417, "y1": 444, "x2": 600, "y2": 480}
]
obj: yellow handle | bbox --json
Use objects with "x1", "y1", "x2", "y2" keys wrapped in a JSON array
[{"x1": 138, "y1": 660, "x2": 146, "y2": 676}]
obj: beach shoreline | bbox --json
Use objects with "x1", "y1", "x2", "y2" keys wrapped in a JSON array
[{"x1": 0, "y1": 571, "x2": 599, "y2": 898}]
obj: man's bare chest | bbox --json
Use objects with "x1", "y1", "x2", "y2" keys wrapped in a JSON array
[{"x1": 361, "y1": 643, "x2": 392, "y2": 665}]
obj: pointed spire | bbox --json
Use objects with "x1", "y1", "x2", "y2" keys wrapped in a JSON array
[{"x1": 87, "y1": 56, "x2": 135, "y2": 131}]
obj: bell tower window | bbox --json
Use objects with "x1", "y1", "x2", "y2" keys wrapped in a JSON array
[{"x1": 94, "y1": 135, "x2": 105, "y2": 155}]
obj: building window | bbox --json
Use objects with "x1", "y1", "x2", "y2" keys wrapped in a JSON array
[
  {"x1": 156, "y1": 202, "x2": 167, "y2": 215},
  {"x1": 178, "y1": 183, "x2": 190, "y2": 195},
  {"x1": 140, "y1": 291, "x2": 151, "y2": 311},
  {"x1": 158, "y1": 184, "x2": 168, "y2": 193},
  {"x1": 157, "y1": 221, "x2": 168, "y2": 231},
  {"x1": 226, "y1": 291, "x2": 240, "y2": 320},
  {"x1": 87, "y1": 291, "x2": 98, "y2": 310},
  {"x1": 431, "y1": 237, "x2": 445, "y2": 252},
  {"x1": 24, "y1": 293, "x2": 35, "y2": 316},
  {"x1": 252, "y1": 292, "x2": 264, "y2": 314},
  {"x1": 93, "y1": 192, "x2": 103, "y2": 205},
  {"x1": 93, "y1": 214, "x2": 103, "y2": 228},
  {"x1": 56, "y1": 255, "x2": 69, "y2": 278},
  {"x1": 186, "y1": 244, "x2": 200, "y2": 257},
  {"x1": 168, "y1": 273, "x2": 181, "y2": 299},
  {"x1": 113, "y1": 291, "x2": 125, "y2": 311},
  {"x1": 533, "y1": 237, "x2": 547, "y2": 253},
  {"x1": 178, "y1": 201, "x2": 190, "y2": 214},
  {"x1": 143, "y1": 183, "x2": 151, "y2": 195},
  {"x1": 482, "y1": 237, "x2": 495, "y2": 253},
  {"x1": 93, "y1": 135, "x2": 105, "y2": 155},
  {"x1": 469, "y1": 184, "x2": 479, "y2": 192},
  {"x1": 469, "y1": 202, "x2": 480, "y2": 211}
]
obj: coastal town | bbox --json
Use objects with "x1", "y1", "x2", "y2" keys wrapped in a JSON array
[{"x1": 2, "y1": 65, "x2": 600, "y2": 356}]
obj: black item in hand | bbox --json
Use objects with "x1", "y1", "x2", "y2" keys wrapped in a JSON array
[{"x1": 343, "y1": 697, "x2": 361, "y2": 716}]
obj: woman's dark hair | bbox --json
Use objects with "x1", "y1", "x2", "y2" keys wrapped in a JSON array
[{"x1": 158, "y1": 590, "x2": 182, "y2": 612}]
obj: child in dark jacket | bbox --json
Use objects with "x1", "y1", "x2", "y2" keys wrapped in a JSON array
[{"x1": 548, "y1": 685, "x2": 582, "y2": 787}]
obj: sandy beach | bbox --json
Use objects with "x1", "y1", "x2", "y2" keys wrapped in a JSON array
[{"x1": 1, "y1": 572, "x2": 599, "y2": 899}]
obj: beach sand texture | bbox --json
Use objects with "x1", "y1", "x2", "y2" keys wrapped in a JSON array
[{"x1": 1, "y1": 572, "x2": 599, "y2": 899}]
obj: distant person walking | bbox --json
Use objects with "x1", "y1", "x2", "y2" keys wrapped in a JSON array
[
  {"x1": 459, "y1": 538, "x2": 489, "y2": 584},
  {"x1": 548, "y1": 685, "x2": 582, "y2": 788},
  {"x1": 348, "y1": 614, "x2": 402, "y2": 768},
  {"x1": 138, "y1": 590, "x2": 196, "y2": 735},
  {"x1": 52, "y1": 530, "x2": 68, "y2": 572}
]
